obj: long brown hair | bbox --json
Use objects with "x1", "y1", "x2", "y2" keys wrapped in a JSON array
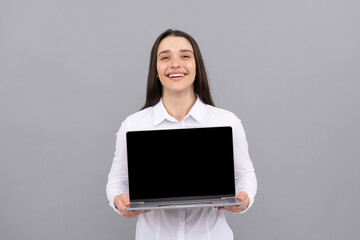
[{"x1": 141, "y1": 29, "x2": 215, "y2": 109}]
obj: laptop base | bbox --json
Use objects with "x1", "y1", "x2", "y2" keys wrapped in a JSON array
[{"x1": 126, "y1": 197, "x2": 245, "y2": 211}]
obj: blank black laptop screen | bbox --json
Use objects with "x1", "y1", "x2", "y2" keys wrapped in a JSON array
[{"x1": 126, "y1": 126, "x2": 235, "y2": 202}]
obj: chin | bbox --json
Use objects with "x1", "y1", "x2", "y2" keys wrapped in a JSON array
[{"x1": 164, "y1": 86, "x2": 194, "y2": 95}]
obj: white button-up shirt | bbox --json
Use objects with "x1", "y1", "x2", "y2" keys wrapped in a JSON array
[{"x1": 106, "y1": 97, "x2": 257, "y2": 240}]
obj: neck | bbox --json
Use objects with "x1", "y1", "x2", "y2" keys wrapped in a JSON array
[{"x1": 162, "y1": 90, "x2": 197, "y2": 122}]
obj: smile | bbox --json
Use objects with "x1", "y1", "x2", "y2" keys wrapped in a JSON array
[
  {"x1": 166, "y1": 72, "x2": 187, "y2": 81},
  {"x1": 168, "y1": 73, "x2": 185, "y2": 78}
]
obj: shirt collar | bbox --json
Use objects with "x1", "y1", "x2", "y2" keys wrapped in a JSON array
[{"x1": 153, "y1": 95, "x2": 207, "y2": 126}]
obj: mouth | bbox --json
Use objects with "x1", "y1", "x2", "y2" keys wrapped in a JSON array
[{"x1": 166, "y1": 72, "x2": 187, "y2": 81}]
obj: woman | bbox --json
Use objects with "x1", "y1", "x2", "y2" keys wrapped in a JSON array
[{"x1": 106, "y1": 29, "x2": 257, "y2": 240}]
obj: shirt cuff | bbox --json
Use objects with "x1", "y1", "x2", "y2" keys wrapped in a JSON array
[{"x1": 108, "y1": 191, "x2": 122, "y2": 214}]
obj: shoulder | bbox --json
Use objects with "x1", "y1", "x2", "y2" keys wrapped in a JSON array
[
  {"x1": 125, "y1": 107, "x2": 153, "y2": 123},
  {"x1": 119, "y1": 106, "x2": 155, "y2": 132},
  {"x1": 203, "y1": 105, "x2": 248, "y2": 143},
  {"x1": 203, "y1": 104, "x2": 241, "y2": 125}
]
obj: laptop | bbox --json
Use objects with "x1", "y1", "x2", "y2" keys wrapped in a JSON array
[{"x1": 125, "y1": 126, "x2": 245, "y2": 211}]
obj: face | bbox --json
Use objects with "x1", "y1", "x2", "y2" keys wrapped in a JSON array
[{"x1": 156, "y1": 36, "x2": 196, "y2": 95}]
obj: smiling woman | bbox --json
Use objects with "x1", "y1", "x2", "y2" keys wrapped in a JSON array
[
  {"x1": 156, "y1": 36, "x2": 197, "y2": 116},
  {"x1": 106, "y1": 29, "x2": 257, "y2": 240},
  {"x1": 142, "y1": 29, "x2": 214, "y2": 109}
]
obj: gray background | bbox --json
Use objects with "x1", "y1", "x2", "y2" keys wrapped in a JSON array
[{"x1": 1, "y1": 0, "x2": 359, "y2": 239}]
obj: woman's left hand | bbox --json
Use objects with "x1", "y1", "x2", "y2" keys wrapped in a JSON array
[{"x1": 216, "y1": 191, "x2": 250, "y2": 213}]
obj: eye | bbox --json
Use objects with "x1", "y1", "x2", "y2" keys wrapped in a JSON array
[
  {"x1": 182, "y1": 55, "x2": 191, "y2": 59},
  {"x1": 160, "y1": 56, "x2": 169, "y2": 60}
]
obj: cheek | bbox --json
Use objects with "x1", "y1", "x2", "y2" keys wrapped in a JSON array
[
  {"x1": 157, "y1": 63, "x2": 166, "y2": 76},
  {"x1": 188, "y1": 62, "x2": 196, "y2": 75}
]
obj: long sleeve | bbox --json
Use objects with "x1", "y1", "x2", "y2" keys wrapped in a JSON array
[
  {"x1": 106, "y1": 119, "x2": 129, "y2": 213},
  {"x1": 232, "y1": 117, "x2": 257, "y2": 213},
  {"x1": 105, "y1": 99, "x2": 257, "y2": 239}
]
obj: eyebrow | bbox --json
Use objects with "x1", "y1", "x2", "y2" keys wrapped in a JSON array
[{"x1": 157, "y1": 49, "x2": 194, "y2": 57}]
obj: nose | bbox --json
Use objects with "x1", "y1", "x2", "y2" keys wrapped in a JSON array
[{"x1": 170, "y1": 56, "x2": 181, "y2": 68}]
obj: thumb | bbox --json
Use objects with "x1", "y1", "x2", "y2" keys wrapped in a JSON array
[
  {"x1": 123, "y1": 196, "x2": 130, "y2": 206},
  {"x1": 237, "y1": 192, "x2": 245, "y2": 201}
]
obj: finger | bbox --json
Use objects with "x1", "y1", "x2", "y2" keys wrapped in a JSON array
[
  {"x1": 237, "y1": 192, "x2": 249, "y2": 202},
  {"x1": 114, "y1": 195, "x2": 129, "y2": 211},
  {"x1": 124, "y1": 211, "x2": 141, "y2": 218},
  {"x1": 224, "y1": 206, "x2": 239, "y2": 211},
  {"x1": 237, "y1": 196, "x2": 244, "y2": 202},
  {"x1": 116, "y1": 194, "x2": 151, "y2": 217},
  {"x1": 121, "y1": 209, "x2": 139, "y2": 218},
  {"x1": 122, "y1": 197, "x2": 130, "y2": 207},
  {"x1": 117, "y1": 198, "x2": 127, "y2": 211},
  {"x1": 117, "y1": 200, "x2": 133, "y2": 216},
  {"x1": 127, "y1": 210, "x2": 150, "y2": 214},
  {"x1": 225, "y1": 208, "x2": 245, "y2": 213},
  {"x1": 124, "y1": 210, "x2": 150, "y2": 218},
  {"x1": 237, "y1": 193, "x2": 250, "y2": 207},
  {"x1": 224, "y1": 204, "x2": 247, "y2": 213}
]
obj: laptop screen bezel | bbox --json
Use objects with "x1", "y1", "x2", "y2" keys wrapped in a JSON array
[{"x1": 126, "y1": 126, "x2": 236, "y2": 203}]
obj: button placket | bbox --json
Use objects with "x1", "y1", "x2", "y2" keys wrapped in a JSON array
[{"x1": 177, "y1": 209, "x2": 186, "y2": 240}]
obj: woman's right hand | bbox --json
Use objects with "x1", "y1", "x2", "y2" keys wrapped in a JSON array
[{"x1": 114, "y1": 193, "x2": 150, "y2": 218}]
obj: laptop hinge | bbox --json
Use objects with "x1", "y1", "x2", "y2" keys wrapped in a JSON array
[{"x1": 221, "y1": 197, "x2": 235, "y2": 199}]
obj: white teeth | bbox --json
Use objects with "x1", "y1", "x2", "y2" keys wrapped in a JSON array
[{"x1": 168, "y1": 74, "x2": 185, "y2": 78}]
